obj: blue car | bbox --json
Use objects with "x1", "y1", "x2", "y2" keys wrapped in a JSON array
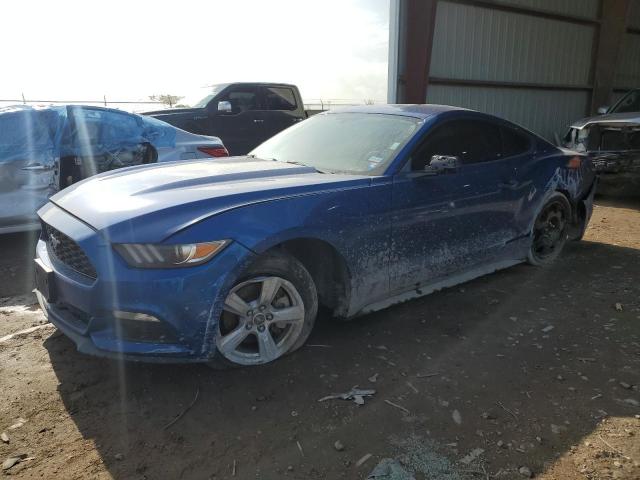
[{"x1": 34, "y1": 105, "x2": 596, "y2": 367}]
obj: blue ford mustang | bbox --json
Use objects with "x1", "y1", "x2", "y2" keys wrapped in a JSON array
[{"x1": 34, "y1": 105, "x2": 596, "y2": 367}]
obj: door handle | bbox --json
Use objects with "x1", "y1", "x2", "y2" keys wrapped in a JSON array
[
  {"x1": 499, "y1": 180, "x2": 519, "y2": 190},
  {"x1": 253, "y1": 119, "x2": 264, "y2": 123},
  {"x1": 21, "y1": 164, "x2": 53, "y2": 171}
]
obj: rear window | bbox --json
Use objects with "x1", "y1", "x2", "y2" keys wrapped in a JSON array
[{"x1": 264, "y1": 87, "x2": 297, "y2": 111}]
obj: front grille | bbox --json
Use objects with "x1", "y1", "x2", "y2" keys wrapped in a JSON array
[
  {"x1": 43, "y1": 224, "x2": 97, "y2": 280},
  {"x1": 55, "y1": 302, "x2": 91, "y2": 331},
  {"x1": 600, "y1": 130, "x2": 626, "y2": 151}
]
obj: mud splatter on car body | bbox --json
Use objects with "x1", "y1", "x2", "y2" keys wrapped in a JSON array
[{"x1": 34, "y1": 105, "x2": 596, "y2": 362}]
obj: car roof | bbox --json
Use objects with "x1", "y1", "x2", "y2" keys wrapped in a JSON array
[
  {"x1": 326, "y1": 104, "x2": 472, "y2": 119},
  {"x1": 326, "y1": 104, "x2": 554, "y2": 146},
  {"x1": 219, "y1": 82, "x2": 298, "y2": 88}
]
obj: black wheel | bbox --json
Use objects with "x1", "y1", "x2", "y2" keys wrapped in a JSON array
[
  {"x1": 527, "y1": 193, "x2": 571, "y2": 266},
  {"x1": 208, "y1": 251, "x2": 317, "y2": 369}
]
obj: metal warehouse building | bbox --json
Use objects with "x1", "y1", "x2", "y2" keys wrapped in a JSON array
[{"x1": 388, "y1": 0, "x2": 640, "y2": 141}]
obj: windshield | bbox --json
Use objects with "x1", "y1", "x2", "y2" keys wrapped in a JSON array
[
  {"x1": 192, "y1": 84, "x2": 228, "y2": 108},
  {"x1": 250, "y1": 113, "x2": 421, "y2": 174},
  {"x1": 610, "y1": 89, "x2": 640, "y2": 114}
]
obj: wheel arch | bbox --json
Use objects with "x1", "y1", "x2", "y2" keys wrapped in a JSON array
[
  {"x1": 554, "y1": 187, "x2": 587, "y2": 240},
  {"x1": 261, "y1": 237, "x2": 352, "y2": 318}
]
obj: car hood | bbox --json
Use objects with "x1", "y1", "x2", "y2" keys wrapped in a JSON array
[
  {"x1": 570, "y1": 112, "x2": 640, "y2": 129},
  {"x1": 49, "y1": 157, "x2": 370, "y2": 243}
]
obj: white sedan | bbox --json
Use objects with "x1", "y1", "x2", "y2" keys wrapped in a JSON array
[{"x1": 0, "y1": 104, "x2": 228, "y2": 234}]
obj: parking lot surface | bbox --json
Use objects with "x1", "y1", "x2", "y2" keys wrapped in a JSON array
[{"x1": 0, "y1": 197, "x2": 638, "y2": 479}]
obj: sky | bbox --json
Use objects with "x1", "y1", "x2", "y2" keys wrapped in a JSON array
[{"x1": 1, "y1": 0, "x2": 390, "y2": 109}]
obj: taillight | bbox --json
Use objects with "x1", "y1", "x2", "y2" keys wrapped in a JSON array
[
  {"x1": 567, "y1": 156, "x2": 582, "y2": 169},
  {"x1": 198, "y1": 146, "x2": 229, "y2": 158}
]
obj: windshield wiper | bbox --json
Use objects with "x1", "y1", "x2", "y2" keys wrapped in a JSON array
[
  {"x1": 256, "y1": 156, "x2": 329, "y2": 174},
  {"x1": 281, "y1": 160, "x2": 330, "y2": 174}
]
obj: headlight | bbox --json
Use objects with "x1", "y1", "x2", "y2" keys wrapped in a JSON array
[{"x1": 113, "y1": 241, "x2": 229, "y2": 268}]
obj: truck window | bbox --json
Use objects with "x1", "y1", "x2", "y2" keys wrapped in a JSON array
[
  {"x1": 610, "y1": 89, "x2": 640, "y2": 114},
  {"x1": 217, "y1": 88, "x2": 259, "y2": 114},
  {"x1": 264, "y1": 87, "x2": 298, "y2": 111}
]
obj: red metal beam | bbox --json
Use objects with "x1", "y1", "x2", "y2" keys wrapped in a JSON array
[
  {"x1": 591, "y1": 0, "x2": 632, "y2": 113},
  {"x1": 400, "y1": 0, "x2": 438, "y2": 103},
  {"x1": 429, "y1": 77, "x2": 593, "y2": 91},
  {"x1": 444, "y1": 0, "x2": 601, "y2": 26}
]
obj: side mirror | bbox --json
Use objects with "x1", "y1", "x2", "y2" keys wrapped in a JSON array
[
  {"x1": 597, "y1": 106, "x2": 608, "y2": 115},
  {"x1": 217, "y1": 101, "x2": 232, "y2": 113},
  {"x1": 426, "y1": 155, "x2": 460, "y2": 174}
]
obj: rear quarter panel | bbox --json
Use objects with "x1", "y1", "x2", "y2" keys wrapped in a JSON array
[{"x1": 515, "y1": 141, "x2": 595, "y2": 236}]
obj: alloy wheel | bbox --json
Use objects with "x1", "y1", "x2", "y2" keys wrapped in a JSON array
[
  {"x1": 216, "y1": 276, "x2": 306, "y2": 365},
  {"x1": 531, "y1": 200, "x2": 568, "y2": 262}
]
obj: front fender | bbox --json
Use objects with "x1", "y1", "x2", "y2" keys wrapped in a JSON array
[{"x1": 167, "y1": 181, "x2": 394, "y2": 314}]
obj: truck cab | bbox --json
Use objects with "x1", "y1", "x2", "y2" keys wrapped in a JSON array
[{"x1": 144, "y1": 83, "x2": 306, "y2": 155}]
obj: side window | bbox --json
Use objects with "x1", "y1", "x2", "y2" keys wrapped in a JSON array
[
  {"x1": 264, "y1": 87, "x2": 297, "y2": 111},
  {"x1": 217, "y1": 88, "x2": 260, "y2": 114},
  {"x1": 97, "y1": 111, "x2": 141, "y2": 146},
  {"x1": 70, "y1": 108, "x2": 140, "y2": 146},
  {"x1": 501, "y1": 127, "x2": 531, "y2": 157},
  {"x1": 411, "y1": 126, "x2": 457, "y2": 171},
  {"x1": 454, "y1": 120, "x2": 502, "y2": 164},
  {"x1": 410, "y1": 120, "x2": 502, "y2": 170}
]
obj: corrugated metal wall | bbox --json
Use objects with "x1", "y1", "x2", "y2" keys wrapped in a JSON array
[
  {"x1": 425, "y1": 0, "x2": 598, "y2": 140},
  {"x1": 429, "y1": 2, "x2": 594, "y2": 85},
  {"x1": 628, "y1": 0, "x2": 640, "y2": 28},
  {"x1": 428, "y1": 85, "x2": 590, "y2": 138}
]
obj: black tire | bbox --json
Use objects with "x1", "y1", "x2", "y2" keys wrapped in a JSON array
[
  {"x1": 527, "y1": 192, "x2": 572, "y2": 266},
  {"x1": 208, "y1": 251, "x2": 318, "y2": 369}
]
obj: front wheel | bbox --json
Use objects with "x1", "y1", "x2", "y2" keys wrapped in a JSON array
[
  {"x1": 527, "y1": 193, "x2": 571, "y2": 266},
  {"x1": 210, "y1": 252, "x2": 317, "y2": 368}
]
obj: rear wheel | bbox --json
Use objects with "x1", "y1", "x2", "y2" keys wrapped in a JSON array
[
  {"x1": 527, "y1": 193, "x2": 571, "y2": 266},
  {"x1": 210, "y1": 252, "x2": 317, "y2": 368}
]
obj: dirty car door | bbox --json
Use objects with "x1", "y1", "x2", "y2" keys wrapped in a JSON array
[
  {"x1": 390, "y1": 119, "x2": 521, "y2": 292},
  {"x1": 0, "y1": 108, "x2": 59, "y2": 232}
]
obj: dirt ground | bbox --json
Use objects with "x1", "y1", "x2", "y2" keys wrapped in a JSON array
[{"x1": 0, "y1": 197, "x2": 639, "y2": 480}]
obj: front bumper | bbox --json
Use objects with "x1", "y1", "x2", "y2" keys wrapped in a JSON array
[
  {"x1": 35, "y1": 203, "x2": 254, "y2": 363},
  {"x1": 591, "y1": 151, "x2": 640, "y2": 196}
]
